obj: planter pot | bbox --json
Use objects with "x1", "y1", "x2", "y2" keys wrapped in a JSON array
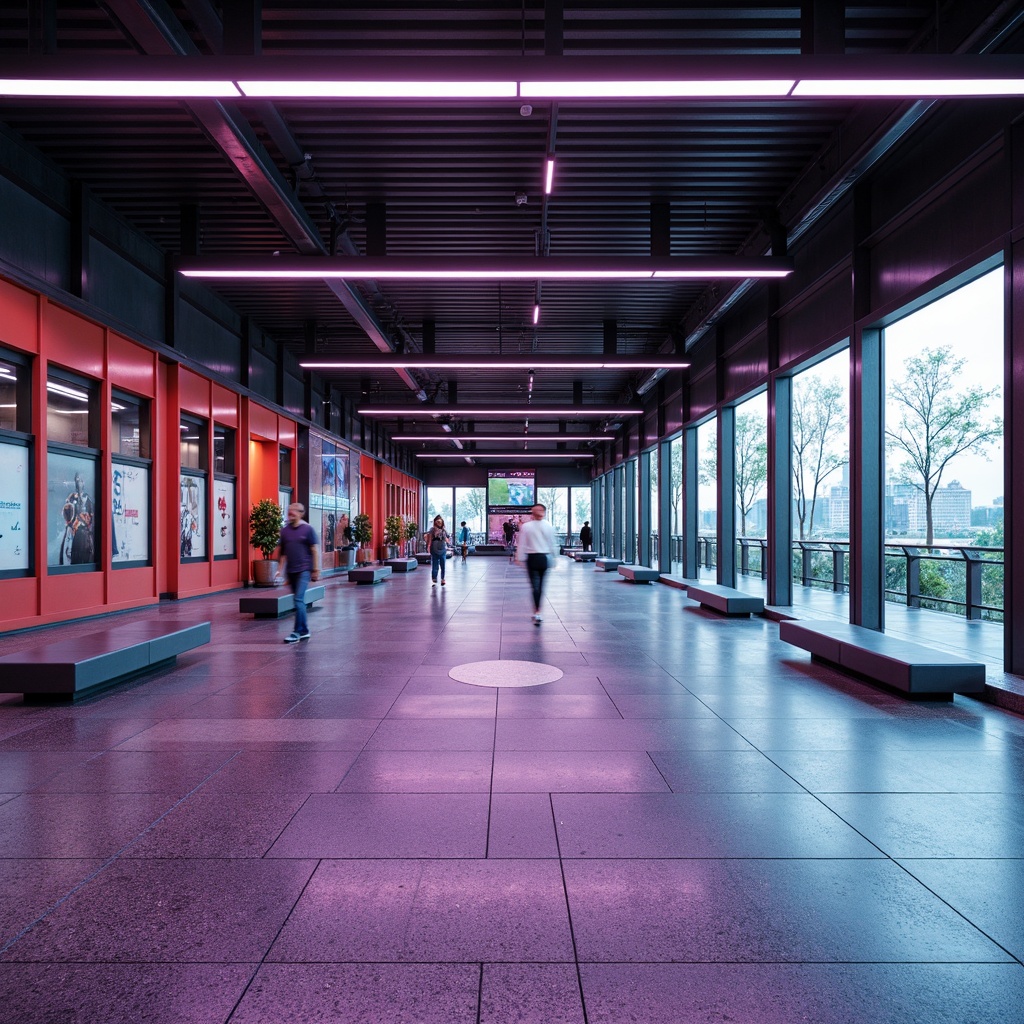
[
  {"x1": 252, "y1": 559, "x2": 279, "y2": 586},
  {"x1": 356, "y1": 548, "x2": 372, "y2": 564}
]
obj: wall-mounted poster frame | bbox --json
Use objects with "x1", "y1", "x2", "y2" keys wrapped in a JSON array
[
  {"x1": 213, "y1": 475, "x2": 236, "y2": 559},
  {"x1": 180, "y1": 470, "x2": 207, "y2": 562},
  {"x1": 0, "y1": 433, "x2": 31, "y2": 577},
  {"x1": 111, "y1": 456, "x2": 151, "y2": 567},
  {"x1": 47, "y1": 444, "x2": 98, "y2": 573}
]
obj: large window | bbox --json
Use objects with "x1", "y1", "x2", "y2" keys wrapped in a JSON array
[
  {"x1": 571, "y1": 486, "x2": 592, "y2": 545},
  {"x1": 883, "y1": 267, "x2": 1003, "y2": 620},
  {"x1": 455, "y1": 487, "x2": 486, "y2": 542},
  {"x1": 696, "y1": 417, "x2": 717, "y2": 575},
  {"x1": 647, "y1": 450, "x2": 659, "y2": 563},
  {"x1": 538, "y1": 486, "x2": 569, "y2": 543},
  {"x1": 111, "y1": 391, "x2": 152, "y2": 566},
  {"x1": 791, "y1": 348, "x2": 850, "y2": 594},
  {"x1": 0, "y1": 352, "x2": 31, "y2": 576},
  {"x1": 669, "y1": 436, "x2": 682, "y2": 573}
]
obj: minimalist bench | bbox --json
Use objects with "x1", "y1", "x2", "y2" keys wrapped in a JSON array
[
  {"x1": 0, "y1": 620, "x2": 211, "y2": 701},
  {"x1": 686, "y1": 583, "x2": 765, "y2": 617},
  {"x1": 349, "y1": 566, "x2": 393, "y2": 585},
  {"x1": 779, "y1": 619, "x2": 986, "y2": 699},
  {"x1": 239, "y1": 584, "x2": 326, "y2": 619},
  {"x1": 414, "y1": 552, "x2": 432, "y2": 564},
  {"x1": 574, "y1": 551, "x2": 598, "y2": 562},
  {"x1": 617, "y1": 565, "x2": 661, "y2": 583},
  {"x1": 658, "y1": 575, "x2": 699, "y2": 592},
  {"x1": 384, "y1": 557, "x2": 418, "y2": 572},
  {"x1": 595, "y1": 557, "x2": 623, "y2": 571}
]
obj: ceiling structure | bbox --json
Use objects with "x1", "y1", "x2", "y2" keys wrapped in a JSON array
[{"x1": 2, "y1": 1, "x2": 1021, "y2": 465}]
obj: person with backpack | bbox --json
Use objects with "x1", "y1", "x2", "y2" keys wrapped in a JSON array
[
  {"x1": 457, "y1": 521, "x2": 471, "y2": 562},
  {"x1": 427, "y1": 515, "x2": 450, "y2": 585}
]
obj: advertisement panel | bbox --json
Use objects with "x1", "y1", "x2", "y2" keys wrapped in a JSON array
[
  {"x1": 47, "y1": 449, "x2": 96, "y2": 567},
  {"x1": 0, "y1": 440, "x2": 30, "y2": 572},
  {"x1": 111, "y1": 460, "x2": 150, "y2": 563}
]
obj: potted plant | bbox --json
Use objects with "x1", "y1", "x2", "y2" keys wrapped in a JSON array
[
  {"x1": 405, "y1": 520, "x2": 419, "y2": 557},
  {"x1": 248, "y1": 498, "x2": 283, "y2": 586},
  {"x1": 384, "y1": 514, "x2": 405, "y2": 559},
  {"x1": 352, "y1": 512, "x2": 373, "y2": 563}
]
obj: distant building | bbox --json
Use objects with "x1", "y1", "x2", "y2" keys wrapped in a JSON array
[{"x1": 885, "y1": 479, "x2": 972, "y2": 536}]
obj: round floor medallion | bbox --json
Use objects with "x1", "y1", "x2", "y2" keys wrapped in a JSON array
[{"x1": 449, "y1": 660, "x2": 563, "y2": 688}]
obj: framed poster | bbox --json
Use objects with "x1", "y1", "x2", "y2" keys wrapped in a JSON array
[
  {"x1": 111, "y1": 460, "x2": 150, "y2": 564},
  {"x1": 48, "y1": 448, "x2": 97, "y2": 568},
  {"x1": 180, "y1": 472, "x2": 206, "y2": 560},
  {"x1": 0, "y1": 439, "x2": 30, "y2": 573},
  {"x1": 213, "y1": 477, "x2": 235, "y2": 558}
]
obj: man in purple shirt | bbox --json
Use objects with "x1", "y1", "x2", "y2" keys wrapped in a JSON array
[{"x1": 274, "y1": 502, "x2": 321, "y2": 643}]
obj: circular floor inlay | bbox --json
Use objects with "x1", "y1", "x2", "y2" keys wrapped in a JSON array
[{"x1": 449, "y1": 660, "x2": 563, "y2": 688}]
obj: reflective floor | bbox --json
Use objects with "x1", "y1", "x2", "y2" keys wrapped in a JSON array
[{"x1": 1, "y1": 557, "x2": 1023, "y2": 1022}]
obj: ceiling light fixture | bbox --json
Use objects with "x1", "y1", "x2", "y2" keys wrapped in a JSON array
[
  {"x1": 5, "y1": 54, "x2": 1024, "y2": 101},
  {"x1": 544, "y1": 156, "x2": 555, "y2": 194},
  {"x1": 416, "y1": 451, "x2": 595, "y2": 459},
  {"x1": 300, "y1": 354, "x2": 689, "y2": 370},
  {"x1": 179, "y1": 256, "x2": 793, "y2": 280},
  {"x1": 359, "y1": 404, "x2": 643, "y2": 417},
  {"x1": 532, "y1": 305, "x2": 541, "y2": 325},
  {"x1": 391, "y1": 434, "x2": 614, "y2": 441}
]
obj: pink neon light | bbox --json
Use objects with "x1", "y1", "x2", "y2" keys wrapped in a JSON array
[
  {"x1": 0, "y1": 79, "x2": 241, "y2": 98},
  {"x1": 793, "y1": 78, "x2": 1024, "y2": 97},
  {"x1": 237, "y1": 80, "x2": 517, "y2": 99},
  {"x1": 519, "y1": 79, "x2": 795, "y2": 98},
  {"x1": 182, "y1": 267, "x2": 658, "y2": 280},
  {"x1": 545, "y1": 158, "x2": 555, "y2": 194},
  {"x1": 533, "y1": 304, "x2": 541, "y2": 325}
]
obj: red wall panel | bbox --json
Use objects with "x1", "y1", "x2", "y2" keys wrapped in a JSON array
[
  {"x1": 0, "y1": 278, "x2": 39, "y2": 354},
  {"x1": 43, "y1": 302, "x2": 103, "y2": 379}
]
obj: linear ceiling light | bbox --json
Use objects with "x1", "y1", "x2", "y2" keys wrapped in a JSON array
[
  {"x1": 416, "y1": 451, "x2": 595, "y2": 459},
  {"x1": 6, "y1": 55, "x2": 1024, "y2": 101},
  {"x1": 300, "y1": 355, "x2": 689, "y2": 370},
  {"x1": 179, "y1": 256, "x2": 792, "y2": 281},
  {"x1": 544, "y1": 157, "x2": 555, "y2": 194},
  {"x1": 391, "y1": 434, "x2": 614, "y2": 442},
  {"x1": 359, "y1": 405, "x2": 642, "y2": 417}
]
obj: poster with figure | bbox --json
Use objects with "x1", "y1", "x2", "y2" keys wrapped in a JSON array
[
  {"x1": 48, "y1": 450, "x2": 97, "y2": 567},
  {"x1": 0, "y1": 441, "x2": 30, "y2": 572},
  {"x1": 180, "y1": 472, "x2": 206, "y2": 560},
  {"x1": 213, "y1": 478, "x2": 235, "y2": 557},
  {"x1": 111, "y1": 461, "x2": 150, "y2": 563}
]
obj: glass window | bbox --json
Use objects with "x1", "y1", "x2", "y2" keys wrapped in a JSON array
[
  {"x1": 884, "y1": 267, "x2": 1003, "y2": 624},
  {"x1": 180, "y1": 416, "x2": 206, "y2": 470},
  {"x1": 0, "y1": 354, "x2": 29, "y2": 434},
  {"x1": 454, "y1": 487, "x2": 486, "y2": 540},
  {"x1": 213, "y1": 476, "x2": 236, "y2": 558},
  {"x1": 571, "y1": 486, "x2": 591, "y2": 544},
  {"x1": 47, "y1": 449, "x2": 96, "y2": 569},
  {"x1": 427, "y1": 487, "x2": 453, "y2": 529},
  {"x1": 180, "y1": 471, "x2": 207, "y2": 560},
  {"x1": 111, "y1": 461, "x2": 150, "y2": 565},
  {"x1": 697, "y1": 417, "x2": 717, "y2": 576},
  {"x1": 279, "y1": 446, "x2": 292, "y2": 487},
  {"x1": 669, "y1": 436, "x2": 682, "y2": 573},
  {"x1": 538, "y1": 486, "x2": 568, "y2": 543},
  {"x1": 214, "y1": 424, "x2": 235, "y2": 475},
  {"x1": 648, "y1": 451, "x2": 659, "y2": 562},
  {"x1": 47, "y1": 372, "x2": 94, "y2": 448},
  {"x1": 111, "y1": 392, "x2": 150, "y2": 459}
]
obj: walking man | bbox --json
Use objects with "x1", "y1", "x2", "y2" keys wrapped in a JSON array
[
  {"x1": 458, "y1": 521, "x2": 471, "y2": 563},
  {"x1": 515, "y1": 503, "x2": 559, "y2": 625},
  {"x1": 275, "y1": 502, "x2": 320, "y2": 643}
]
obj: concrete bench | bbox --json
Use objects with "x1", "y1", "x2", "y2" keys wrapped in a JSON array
[
  {"x1": 595, "y1": 557, "x2": 623, "y2": 571},
  {"x1": 617, "y1": 565, "x2": 661, "y2": 583},
  {"x1": 658, "y1": 575, "x2": 699, "y2": 592},
  {"x1": 0, "y1": 620, "x2": 211, "y2": 701},
  {"x1": 414, "y1": 552, "x2": 432, "y2": 564},
  {"x1": 686, "y1": 583, "x2": 764, "y2": 616},
  {"x1": 384, "y1": 558, "x2": 418, "y2": 572},
  {"x1": 573, "y1": 551, "x2": 598, "y2": 562},
  {"x1": 349, "y1": 566, "x2": 393, "y2": 585},
  {"x1": 780, "y1": 619, "x2": 986, "y2": 699},
  {"x1": 239, "y1": 584, "x2": 325, "y2": 619}
]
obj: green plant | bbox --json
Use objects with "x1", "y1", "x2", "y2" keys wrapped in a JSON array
[
  {"x1": 384, "y1": 514, "x2": 405, "y2": 546},
  {"x1": 248, "y1": 499, "x2": 283, "y2": 560},
  {"x1": 405, "y1": 520, "x2": 419, "y2": 541},
  {"x1": 352, "y1": 513, "x2": 372, "y2": 546}
]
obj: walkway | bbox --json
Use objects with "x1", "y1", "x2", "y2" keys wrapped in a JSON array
[{"x1": 1, "y1": 557, "x2": 1023, "y2": 1022}]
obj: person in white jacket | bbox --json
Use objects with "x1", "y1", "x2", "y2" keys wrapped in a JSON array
[{"x1": 515, "y1": 503, "x2": 559, "y2": 625}]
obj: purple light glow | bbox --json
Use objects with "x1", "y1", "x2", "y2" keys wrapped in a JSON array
[
  {"x1": 237, "y1": 80, "x2": 517, "y2": 99},
  {"x1": 518, "y1": 79, "x2": 795, "y2": 98}
]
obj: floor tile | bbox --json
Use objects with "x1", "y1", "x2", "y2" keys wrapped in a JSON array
[
  {"x1": 0, "y1": 858, "x2": 103, "y2": 948},
  {"x1": 30, "y1": 750, "x2": 234, "y2": 794},
  {"x1": 336, "y1": 750, "x2": 493, "y2": 792},
  {"x1": 553, "y1": 793, "x2": 881, "y2": 858},
  {"x1": 493, "y1": 751, "x2": 670, "y2": 793},
  {"x1": 268, "y1": 859, "x2": 574, "y2": 962},
  {"x1": 230, "y1": 964, "x2": 479, "y2": 1024},
  {"x1": 495, "y1": 693, "x2": 623, "y2": 718},
  {"x1": 486, "y1": 794, "x2": 559, "y2": 858},
  {"x1": 564, "y1": 859, "x2": 1011, "y2": 962},
  {"x1": 2, "y1": 859, "x2": 316, "y2": 962},
  {"x1": 481, "y1": 964, "x2": 585, "y2": 1024},
  {"x1": 363, "y1": 718, "x2": 495, "y2": 750},
  {"x1": 580, "y1": 964, "x2": 1024, "y2": 1024},
  {"x1": 648, "y1": 749, "x2": 805, "y2": 793},
  {"x1": 496, "y1": 718, "x2": 753, "y2": 752},
  {"x1": 114, "y1": 718, "x2": 379, "y2": 750},
  {"x1": 0, "y1": 963, "x2": 255, "y2": 1024},
  {"x1": 197, "y1": 750, "x2": 361, "y2": 793},
  {"x1": 266, "y1": 793, "x2": 489, "y2": 858}
]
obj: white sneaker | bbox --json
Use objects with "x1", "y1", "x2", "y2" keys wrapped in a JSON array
[{"x1": 533, "y1": 613, "x2": 542, "y2": 625}]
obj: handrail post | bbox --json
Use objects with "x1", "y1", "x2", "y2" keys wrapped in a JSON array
[
  {"x1": 903, "y1": 546, "x2": 921, "y2": 608},
  {"x1": 830, "y1": 543, "x2": 845, "y2": 592},
  {"x1": 961, "y1": 547, "x2": 984, "y2": 620},
  {"x1": 740, "y1": 538, "x2": 750, "y2": 577},
  {"x1": 800, "y1": 541, "x2": 812, "y2": 587},
  {"x1": 760, "y1": 538, "x2": 768, "y2": 580}
]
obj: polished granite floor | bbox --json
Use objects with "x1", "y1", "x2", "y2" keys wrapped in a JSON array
[{"x1": 1, "y1": 556, "x2": 1023, "y2": 1023}]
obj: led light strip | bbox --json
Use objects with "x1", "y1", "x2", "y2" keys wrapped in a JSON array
[
  {"x1": 300, "y1": 356, "x2": 689, "y2": 370},
  {"x1": 358, "y1": 405, "x2": 642, "y2": 416}
]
